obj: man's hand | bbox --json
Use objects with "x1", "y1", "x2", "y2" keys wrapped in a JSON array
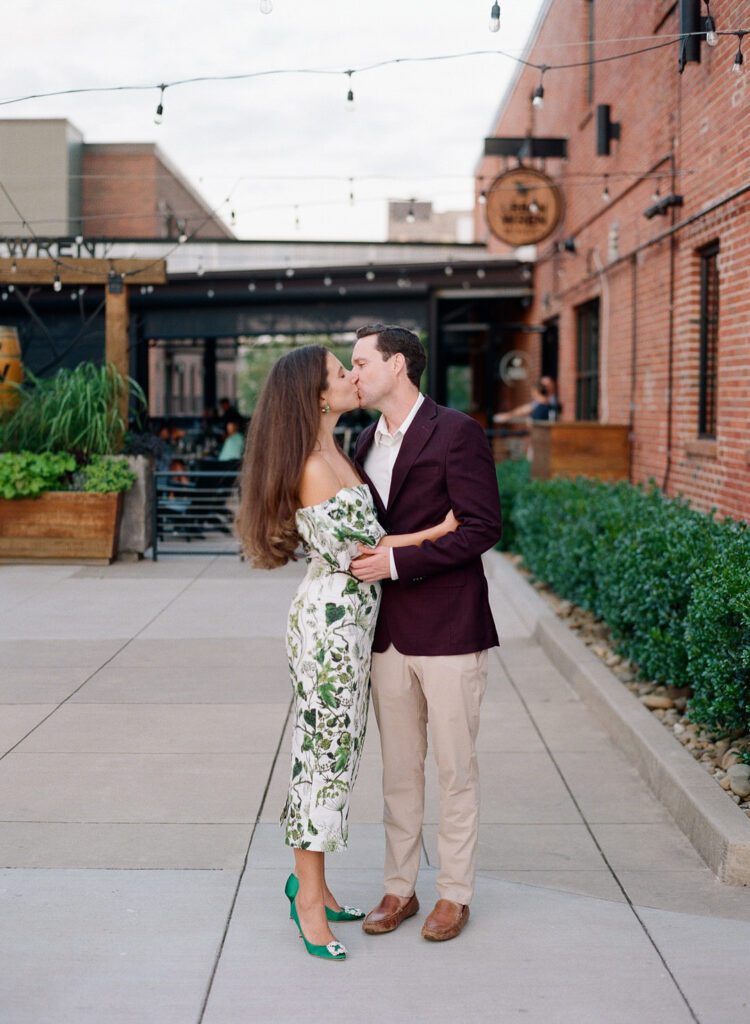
[{"x1": 350, "y1": 544, "x2": 392, "y2": 582}]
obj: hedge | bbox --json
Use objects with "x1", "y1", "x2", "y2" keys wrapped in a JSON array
[{"x1": 506, "y1": 472, "x2": 750, "y2": 735}]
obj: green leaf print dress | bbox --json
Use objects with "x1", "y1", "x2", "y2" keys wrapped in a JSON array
[{"x1": 281, "y1": 483, "x2": 386, "y2": 852}]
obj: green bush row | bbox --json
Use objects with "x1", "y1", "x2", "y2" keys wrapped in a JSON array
[
  {"x1": 0, "y1": 451, "x2": 136, "y2": 499},
  {"x1": 506, "y1": 471, "x2": 750, "y2": 735}
]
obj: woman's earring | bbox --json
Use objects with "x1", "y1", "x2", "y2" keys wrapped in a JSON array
[{"x1": 321, "y1": 401, "x2": 331, "y2": 414}]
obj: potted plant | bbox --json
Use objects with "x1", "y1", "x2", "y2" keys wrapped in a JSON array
[{"x1": 0, "y1": 362, "x2": 144, "y2": 564}]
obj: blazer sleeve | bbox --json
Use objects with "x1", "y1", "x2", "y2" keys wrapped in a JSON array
[{"x1": 392, "y1": 416, "x2": 503, "y2": 580}]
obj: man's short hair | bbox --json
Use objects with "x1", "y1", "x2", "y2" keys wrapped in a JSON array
[{"x1": 355, "y1": 323, "x2": 426, "y2": 388}]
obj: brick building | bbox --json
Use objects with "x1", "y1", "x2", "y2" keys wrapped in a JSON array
[{"x1": 475, "y1": 0, "x2": 750, "y2": 520}]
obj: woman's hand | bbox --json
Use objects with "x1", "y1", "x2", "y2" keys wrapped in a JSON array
[{"x1": 442, "y1": 509, "x2": 460, "y2": 533}]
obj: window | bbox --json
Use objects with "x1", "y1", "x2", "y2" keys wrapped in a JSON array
[
  {"x1": 698, "y1": 242, "x2": 719, "y2": 438},
  {"x1": 576, "y1": 299, "x2": 600, "y2": 421}
]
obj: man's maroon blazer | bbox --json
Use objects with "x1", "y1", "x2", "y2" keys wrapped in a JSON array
[{"x1": 354, "y1": 395, "x2": 502, "y2": 656}]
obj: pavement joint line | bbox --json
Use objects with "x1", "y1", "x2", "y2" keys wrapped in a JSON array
[
  {"x1": 0, "y1": 555, "x2": 219, "y2": 766},
  {"x1": 495, "y1": 625, "x2": 702, "y2": 1023},
  {"x1": 196, "y1": 694, "x2": 294, "y2": 1024}
]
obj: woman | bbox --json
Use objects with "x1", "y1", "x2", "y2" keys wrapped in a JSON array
[{"x1": 236, "y1": 345, "x2": 457, "y2": 962}]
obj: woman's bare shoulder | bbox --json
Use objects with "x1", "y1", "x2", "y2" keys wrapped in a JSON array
[{"x1": 299, "y1": 454, "x2": 341, "y2": 509}]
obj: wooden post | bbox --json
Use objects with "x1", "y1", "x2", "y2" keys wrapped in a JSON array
[{"x1": 105, "y1": 284, "x2": 130, "y2": 424}]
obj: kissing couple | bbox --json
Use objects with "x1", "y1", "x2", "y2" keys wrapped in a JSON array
[{"x1": 237, "y1": 323, "x2": 502, "y2": 960}]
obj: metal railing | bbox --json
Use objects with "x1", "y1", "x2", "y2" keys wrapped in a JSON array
[{"x1": 152, "y1": 466, "x2": 241, "y2": 559}]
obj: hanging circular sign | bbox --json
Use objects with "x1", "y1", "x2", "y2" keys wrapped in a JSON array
[
  {"x1": 498, "y1": 349, "x2": 530, "y2": 386},
  {"x1": 485, "y1": 167, "x2": 562, "y2": 246}
]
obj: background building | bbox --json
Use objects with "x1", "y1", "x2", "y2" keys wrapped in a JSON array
[
  {"x1": 0, "y1": 119, "x2": 234, "y2": 240},
  {"x1": 475, "y1": 0, "x2": 750, "y2": 520}
]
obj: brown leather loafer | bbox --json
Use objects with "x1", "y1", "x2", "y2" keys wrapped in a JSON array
[
  {"x1": 362, "y1": 893, "x2": 419, "y2": 935},
  {"x1": 421, "y1": 899, "x2": 470, "y2": 941}
]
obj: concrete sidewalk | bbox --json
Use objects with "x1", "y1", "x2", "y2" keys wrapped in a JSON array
[{"x1": 1, "y1": 552, "x2": 749, "y2": 1024}]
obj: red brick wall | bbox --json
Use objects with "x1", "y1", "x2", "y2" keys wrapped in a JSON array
[
  {"x1": 82, "y1": 146, "x2": 232, "y2": 239},
  {"x1": 478, "y1": 0, "x2": 750, "y2": 520}
]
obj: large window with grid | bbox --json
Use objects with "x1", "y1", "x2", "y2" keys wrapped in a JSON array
[
  {"x1": 575, "y1": 299, "x2": 600, "y2": 421},
  {"x1": 698, "y1": 242, "x2": 719, "y2": 439}
]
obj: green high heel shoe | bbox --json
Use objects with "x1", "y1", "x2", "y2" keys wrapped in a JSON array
[
  {"x1": 284, "y1": 878, "x2": 347, "y2": 961},
  {"x1": 284, "y1": 873, "x2": 365, "y2": 922}
]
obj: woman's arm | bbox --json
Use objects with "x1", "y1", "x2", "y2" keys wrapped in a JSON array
[{"x1": 378, "y1": 510, "x2": 459, "y2": 549}]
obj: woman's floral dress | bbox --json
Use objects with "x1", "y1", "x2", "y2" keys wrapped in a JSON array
[{"x1": 281, "y1": 483, "x2": 385, "y2": 852}]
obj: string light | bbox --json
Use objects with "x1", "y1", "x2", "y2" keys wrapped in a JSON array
[
  {"x1": 731, "y1": 33, "x2": 745, "y2": 73},
  {"x1": 196, "y1": 261, "x2": 205, "y2": 276},
  {"x1": 528, "y1": 198, "x2": 540, "y2": 214},
  {"x1": 478, "y1": 190, "x2": 487, "y2": 205},
  {"x1": 602, "y1": 176, "x2": 611, "y2": 202},
  {"x1": 704, "y1": 3, "x2": 718, "y2": 47},
  {"x1": 532, "y1": 66, "x2": 547, "y2": 108},
  {"x1": 489, "y1": 3, "x2": 501, "y2": 34},
  {"x1": 349, "y1": 178, "x2": 355, "y2": 206},
  {"x1": 154, "y1": 85, "x2": 166, "y2": 125},
  {"x1": 406, "y1": 199, "x2": 416, "y2": 224},
  {"x1": 346, "y1": 71, "x2": 355, "y2": 111},
  {"x1": 177, "y1": 221, "x2": 188, "y2": 243},
  {"x1": 53, "y1": 273, "x2": 62, "y2": 292},
  {"x1": 10, "y1": 259, "x2": 17, "y2": 273},
  {"x1": 294, "y1": 205, "x2": 300, "y2": 229},
  {"x1": 74, "y1": 233, "x2": 84, "y2": 245},
  {"x1": 230, "y1": 209, "x2": 237, "y2": 226}
]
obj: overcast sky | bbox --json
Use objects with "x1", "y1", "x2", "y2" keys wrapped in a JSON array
[{"x1": 5, "y1": 0, "x2": 545, "y2": 241}]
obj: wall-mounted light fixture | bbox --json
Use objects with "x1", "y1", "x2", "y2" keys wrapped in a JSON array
[
  {"x1": 644, "y1": 193, "x2": 684, "y2": 219},
  {"x1": 595, "y1": 104, "x2": 621, "y2": 156}
]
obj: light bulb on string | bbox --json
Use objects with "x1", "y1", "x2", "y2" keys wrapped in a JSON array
[
  {"x1": 704, "y1": 2, "x2": 718, "y2": 46},
  {"x1": 196, "y1": 262, "x2": 205, "y2": 277},
  {"x1": 349, "y1": 178, "x2": 355, "y2": 206},
  {"x1": 731, "y1": 34, "x2": 745, "y2": 73},
  {"x1": 651, "y1": 182, "x2": 661, "y2": 203},
  {"x1": 177, "y1": 222, "x2": 188, "y2": 244},
  {"x1": 532, "y1": 66, "x2": 547, "y2": 109},
  {"x1": 406, "y1": 200, "x2": 416, "y2": 225},
  {"x1": 478, "y1": 190, "x2": 487, "y2": 206},
  {"x1": 53, "y1": 273, "x2": 62, "y2": 292},
  {"x1": 260, "y1": 0, "x2": 273, "y2": 13},
  {"x1": 294, "y1": 206, "x2": 300, "y2": 230},
  {"x1": 528, "y1": 198, "x2": 540, "y2": 215},
  {"x1": 230, "y1": 210, "x2": 237, "y2": 227},
  {"x1": 74, "y1": 234, "x2": 84, "y2": 245},
  {"x1": 154, "y1": 85, "x2": 166, "y2": 125},
  {"x1": 489, "y1": 3, "x2": 500, "y2": 33},
  {"x1": 346, "y1": 71, "x2": 355, "y2": 111},
  {"x1": 10, "y1": 259, "x2": 17, "y2": 273},
  {"x1": 602, "y1": 177, "x2": 611, "y2": 203}
]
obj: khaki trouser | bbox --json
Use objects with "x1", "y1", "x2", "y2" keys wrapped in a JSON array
[{"x1": 370, "y1": 644, "x2": 488, "y2": 906}]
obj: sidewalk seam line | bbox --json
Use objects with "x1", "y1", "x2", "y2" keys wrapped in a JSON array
[
  {"x1": 196, "y1": 694, "x2": 294, "y2": 1024},
  {"x1": 497, "y1": 646, "x2": 702, "y2": 1024}
]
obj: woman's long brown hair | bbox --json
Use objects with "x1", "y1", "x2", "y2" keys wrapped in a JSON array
[{"x1": 236, "y1": 345, "x2": 328, "y2": 568}]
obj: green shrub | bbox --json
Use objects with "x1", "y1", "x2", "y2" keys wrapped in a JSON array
[
  {"x1": 0, "y1": 362, "x2": 145, "y2": 460},
  {"x1": 0, "y1": 451, "x2": 76, "y2": 498},
  {"x1": 77, "y1": 456, "x2": 136, "y2": 494},
  {"x1": 495, "y1": 459, "x2": 531, "y2": 551},
  {"x1": 684, "y1": 525, "x2": 750, "y2": 733},
  {"x1": 509, "y1": 475, "x2": 750, "y2": 733}
]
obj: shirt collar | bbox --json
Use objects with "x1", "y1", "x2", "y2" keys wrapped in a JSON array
[{"x1": 374, "y1": 392, "x2": 425, "y2": 447}]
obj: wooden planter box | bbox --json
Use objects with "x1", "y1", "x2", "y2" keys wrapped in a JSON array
[
  {"x1": 531, "y1": 422, "x2": 631, "y2": 482},
  {"x1": 0, "y1": 491, "x2": 123, "y2": 564}
]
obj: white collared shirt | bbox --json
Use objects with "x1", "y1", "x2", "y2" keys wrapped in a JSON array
[{"x1": 364, "y1": 391, "x2": 425, "y2": 580}]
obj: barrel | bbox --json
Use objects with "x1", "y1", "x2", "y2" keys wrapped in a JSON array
[{"x1": 0, "y1": 326, "x2": 24, "y2": 413}]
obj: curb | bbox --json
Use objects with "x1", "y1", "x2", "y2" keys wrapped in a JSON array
[{"x1": 486, "y1": 551, "x2": 750, "y2": 886}]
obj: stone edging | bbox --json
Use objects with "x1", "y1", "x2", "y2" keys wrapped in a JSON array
[{"x1": 485, "y1": 551, "x2": 750, "y2": 886}]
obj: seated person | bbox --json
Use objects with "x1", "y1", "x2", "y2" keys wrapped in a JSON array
[{"x1": 218, "y1": 418, "x2": 245, "y2": 461}]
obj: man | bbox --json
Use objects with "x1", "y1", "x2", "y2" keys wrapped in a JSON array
[{"x1": 349, "y1": 324, "x2": 502, "y2": 943}]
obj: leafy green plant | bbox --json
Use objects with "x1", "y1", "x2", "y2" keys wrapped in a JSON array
[
  {"x1": 494, "y1": 458, "x2": 531, "y2": 551},
  {"x1": 76, "y1": 456, "x2": 137, "y2": 494},
  {"x1": 509, "y1": 475, "x2": 750, "y2": 734},
  {"x1": 0, "y1": 451, "x2": 76, "y2": 499},
  {"x1": 0, "y1": 362, "x2": 146, "y2": 460}
]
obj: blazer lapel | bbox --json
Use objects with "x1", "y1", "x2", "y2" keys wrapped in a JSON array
[{"x1": 386, "y1": 396, "x2": 438, "y2": 510}]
